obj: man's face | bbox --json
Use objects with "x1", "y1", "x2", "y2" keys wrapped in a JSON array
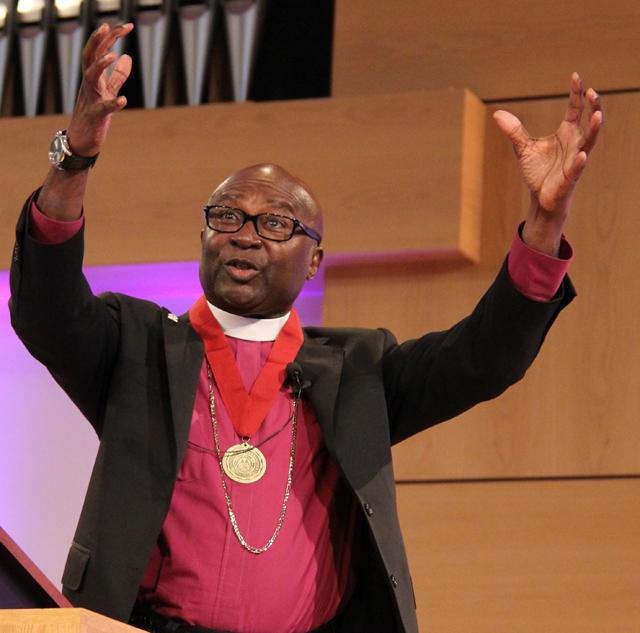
[{"x1": 199, "y1": 165, "x2": 324, "y2": 318}]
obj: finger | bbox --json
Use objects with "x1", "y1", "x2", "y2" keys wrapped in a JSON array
[
  {"x1": 89, "y1": 95, "x2": 127, "y2": 118},
  {"x1": 101, "y1": 95, "x2": 128, "y2": 115},
  {"x1": 107, "y1": 54, "x2": 133, "y2": 94},
  {"x1": 493, "y1": 110, "x2": 532, "y2": 157},
  {"x1": 564, "y1": 150, "x2": 588, "y2": 182},
  {"x1": 564, "y1": 71, "x2": 584, "y2": 124},
  {"x1": 82, "y1": 23, "x2": 110, "y2": 71},
  {"x1": 581, "y1": 108, "x2": 603, "y2": 154},
  {"x1": 84, "y1": 51, "x2": 116, "y2": 87},
  {"x1": 95, "y1": 23, "x2": 134, "y2": 62},
  {"x1": 587, "y1": 87, "x2": 602, "y2": 116},
  {"x1": 583, "y1": 87, "x2": 603, "y2": 150}
]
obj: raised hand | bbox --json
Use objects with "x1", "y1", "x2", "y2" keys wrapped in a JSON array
[
  {"x1": 37, "y1": 23, "x2": 133, "y2": 221},
  {"x1": 493, "y1": 73, "x2": 603, "y2": 255},
  {"x1": 66, "y1": 22, "x2": 134, "y2": 157}
]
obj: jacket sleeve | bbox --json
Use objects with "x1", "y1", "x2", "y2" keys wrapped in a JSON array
[
  {"x1": 381, "y1": 258, "x2": 576, "y2": 445},
  {"x1": 9, "y1": 193, "x2": 120, "y2": 436}
]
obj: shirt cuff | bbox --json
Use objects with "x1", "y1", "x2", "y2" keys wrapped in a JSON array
[
  {"x1": 29, "y1": 199, "x2": 84, "y2": 244},
  {"x1": 507, "y1": 223, "x2": 573, "y2": 302}
]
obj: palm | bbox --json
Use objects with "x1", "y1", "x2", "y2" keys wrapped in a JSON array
[
  {"x1": 494, "y1": 73, "x2": 602, "y2": 216},
  {"x1": 517, "y1": 120, "x2": 584, "y2": 212},
  {"x1": 91, "y1": 44, "x2": 132, "y2": 101}
]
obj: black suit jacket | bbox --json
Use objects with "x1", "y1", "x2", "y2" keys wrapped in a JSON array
[{"x1": 10, "y1": 197, "x2": 575, "y2": 633}]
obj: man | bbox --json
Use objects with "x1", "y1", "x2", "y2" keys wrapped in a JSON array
[{"x1": 10, "y1": 23, "x2": 602, "y2": 633}]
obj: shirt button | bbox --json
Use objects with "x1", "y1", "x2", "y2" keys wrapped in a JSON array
[
  {"x1": 363, "y1": 503, "x2": 374, "y2": 516},
  {"x1": 390, "y1": 574, "x2": 398, "y2": 588}
]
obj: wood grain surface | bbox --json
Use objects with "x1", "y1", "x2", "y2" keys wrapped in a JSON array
[
  {"x1": 0, "y1": 608, "x2": 142, "y2": 633},
  {"x1": 397, "y1": 477, "x2": 640, "y2": 633},
  {"x1": 333, "y1": 0, "x2": 640, "y2": 100},
  {"x1": 0, "y1": 89, "x2": 484, "y2": 268},
  {"x1": 326, "y1": 90, "x2": 640, "y2": 479}
]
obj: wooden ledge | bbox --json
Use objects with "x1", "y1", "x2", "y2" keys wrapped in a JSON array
[{"x1": 0, "y1": 89, "x2": 484, "y2": 269}]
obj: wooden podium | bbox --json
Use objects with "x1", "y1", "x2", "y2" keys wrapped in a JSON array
[
  {"x1": 0, "y1": 609, "x2": 143, "y2": 633},
  {"x1": 0, "y1": 527, "x2": 70, "y2": 610},
  {"x1": 0, "y1": 528, "x2": 143, "y2": 633}
]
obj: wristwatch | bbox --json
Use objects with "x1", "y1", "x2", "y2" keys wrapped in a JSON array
[{"x1": 48, "y1": 130, "x2": 99, "y2": 171}]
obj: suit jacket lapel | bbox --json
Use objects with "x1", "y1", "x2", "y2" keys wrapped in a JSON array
[
  {"x1": 295, "y1": 333, "x2": 344, "y2": 457},
  {"x1": 162, "y1": 312, "x2": 204, "y2": 470}
]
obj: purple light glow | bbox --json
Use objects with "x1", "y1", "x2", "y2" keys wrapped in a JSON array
[
  {"x1": 0, "y1": 260, "x2": 323, "y2": 589},
  {"x1": 82, "y1": 260, "x2": 324, "y2": 320}
]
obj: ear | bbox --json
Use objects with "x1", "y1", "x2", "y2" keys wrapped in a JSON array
[{"x1": 306, "y1": 247, "x2": 324, "y2": 280}]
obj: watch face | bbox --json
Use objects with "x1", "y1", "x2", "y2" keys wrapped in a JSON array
[
  {"x1": 48, "y1": 135, "x2": 66, "y2": 167},
  {"x1": 47, "y1": 131, "x2": 98, "y2": 170}
]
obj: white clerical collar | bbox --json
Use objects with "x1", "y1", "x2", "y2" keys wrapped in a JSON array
[{"x1": 207, "y1": 301, "x2": 290, "y2": 341}]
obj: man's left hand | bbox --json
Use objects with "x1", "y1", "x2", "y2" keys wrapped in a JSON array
[{"x1": 493, "y1": 72, "x2": 603, "y2": 256}]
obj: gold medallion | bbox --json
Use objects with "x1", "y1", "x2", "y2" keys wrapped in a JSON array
[{"x1": 222, "y1": 442, "x2": 267, "y2": 484}]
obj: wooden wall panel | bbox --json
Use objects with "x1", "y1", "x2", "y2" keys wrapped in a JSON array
[
  {"x1": 325, "y1": 91, "x2": 640, "y2": 479},
  {"x1": 0, "y1": 89, "x2": 484, "y2": 268},
  {"x1": 397, "y1": 478, "x2": 640, "y2": 633},
  {"x1": 333, "y1": 0, "x2": 640, "y2": 100}
]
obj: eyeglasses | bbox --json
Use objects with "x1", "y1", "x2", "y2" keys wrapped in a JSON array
[{"x1": 203, "y1": 205, "x2": 322, "y2": 244}]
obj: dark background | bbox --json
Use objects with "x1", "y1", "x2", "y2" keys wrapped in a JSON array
[{"x1": 4, "y1": 0, "x2": 335, "y2": 115}]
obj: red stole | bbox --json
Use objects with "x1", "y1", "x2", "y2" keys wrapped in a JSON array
[{"x1": 188, "y1": 296, "x2": 303, "y2": 438}]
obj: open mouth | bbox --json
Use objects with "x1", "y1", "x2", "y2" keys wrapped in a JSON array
[
  {"x1": 227, "y1": 258, "x2": 258, "y2": 270},
  {"x1": 224, "y1": 258, "x2": 260, "y2": 281}
]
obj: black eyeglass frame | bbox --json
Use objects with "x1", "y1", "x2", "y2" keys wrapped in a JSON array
[{"x1": 203, "y1": 205, "x2": 322, "y2": 244}]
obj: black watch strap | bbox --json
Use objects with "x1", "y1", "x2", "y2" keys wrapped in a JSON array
[{"x1": 62, "y1": 152, "x2": 99, "y2": 170}]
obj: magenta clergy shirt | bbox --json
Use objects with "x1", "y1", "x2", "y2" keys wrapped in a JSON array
[{"x1": 137, "y1": 337, "x2": 357, "y2": 633}]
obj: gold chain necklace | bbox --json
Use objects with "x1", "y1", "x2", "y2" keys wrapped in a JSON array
[{"x1": 207, "y1": 365, "x2": 298, "y2": 554}]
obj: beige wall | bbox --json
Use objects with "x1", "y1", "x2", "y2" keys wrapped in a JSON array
[
  {"x1": 333, "y1": 0, "x2": 640, "y2": 100},
  {"x1": 398, "y1": 478, "x2": 640, "y2": 633}
]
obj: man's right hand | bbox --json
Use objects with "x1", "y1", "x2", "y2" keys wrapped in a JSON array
[
  {"x1": 66, "y1": 22, "x2": 134, "y2": 157},
  {"x1": 36, "y1": 22, "x2": 133, "y2": 221}
]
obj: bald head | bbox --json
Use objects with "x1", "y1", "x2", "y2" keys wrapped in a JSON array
[{"x1": 209, "y1": 163, "x2": 323, "y2": 238}]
